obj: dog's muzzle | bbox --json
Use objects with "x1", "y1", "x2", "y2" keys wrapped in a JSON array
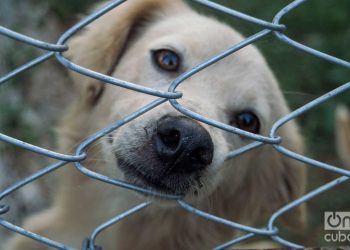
[
  {"x1": 153, "y1": 116, "x2": 213, "y2": 174},
  {"x1": 116, "y1": 116, "x2": 214, "y2": 195}
]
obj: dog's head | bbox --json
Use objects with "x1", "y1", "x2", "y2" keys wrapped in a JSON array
[{"x1": 66, "y1": 0, "x2": 305, "y2": 225}]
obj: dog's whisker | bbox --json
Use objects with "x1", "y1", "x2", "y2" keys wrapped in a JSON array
[{"x1": 282, "y1": 90, "x2": 314, "y2": 98}]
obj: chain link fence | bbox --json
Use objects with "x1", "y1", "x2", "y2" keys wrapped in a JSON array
[{"x1": 0, "y1": 0, "x2": 349, "y2": 249}]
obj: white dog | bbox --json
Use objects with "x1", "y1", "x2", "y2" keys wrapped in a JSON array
[{"x1": 6, "y1": 0, "x2": 305, "y2": 249}]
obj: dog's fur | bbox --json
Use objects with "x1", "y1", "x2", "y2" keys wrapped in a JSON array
[{"x1": 6, "y1": 0, "x2": 306, "y2": 249}]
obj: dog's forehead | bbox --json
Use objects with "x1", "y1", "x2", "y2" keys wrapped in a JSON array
[
  {"x1": 115, "y1": 8, "x2": 281, "y2": 120},
  {"x1": 137, "y1": 12, "x2": 241, "y2": 55},
  {"x1": 142, "y1": 13, "x2": 273, "y2": 84}
]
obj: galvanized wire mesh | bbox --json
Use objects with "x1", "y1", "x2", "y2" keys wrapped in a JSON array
[{"x1": 0, "y1": 0, "x2": 349, "y2": 249}]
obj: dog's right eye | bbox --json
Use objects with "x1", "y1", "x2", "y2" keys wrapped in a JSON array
[{"x1": 152, "y1": 49, "x2": 180, "y2": 72}]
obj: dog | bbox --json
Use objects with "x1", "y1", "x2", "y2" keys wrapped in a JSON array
[{"x1": 6, "y1": 0, "x2": 306, "y2": 249}]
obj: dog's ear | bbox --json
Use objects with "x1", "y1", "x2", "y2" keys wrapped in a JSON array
[
  {"x1": 65, "y1": 0, "x2": 185, "y2": 106},
  {"x1": 336, "y1": 105, "x2": 350, "y2": 166},
  {"x1": 236, "y1": 100, "x2": 306, "y2": 229},
  {"x1": 261, "y1": 122, "x2": 307, "y2": 228},
  {"x1": 258, "y1": 89, "x2": 307, "y2": 228}
]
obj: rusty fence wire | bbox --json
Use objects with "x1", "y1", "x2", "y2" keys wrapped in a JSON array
[{"x1": 0, "y1": 0, "x2": 350, "y2": 249}]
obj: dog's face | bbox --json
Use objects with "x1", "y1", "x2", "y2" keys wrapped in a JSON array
[
  {"x1": 67, "y1": 0, "x2": 305, "y2": 217},
  {"x1": 101, "y1": 15, "x2": 277, "y2": 197}
]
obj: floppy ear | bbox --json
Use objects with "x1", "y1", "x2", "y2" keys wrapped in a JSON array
[
  {"x1": 235, "y1": 100, "x2": 306, "y2": 229},
  {"x1": 65, "y1": 0, "x2": 185, "y2": 106},
  {"x1": 336, "y1": 105, "x2": 350, "y2": 166},
  {"x1": 262, "y1": 121, "x2": 306, "y2": 228}
]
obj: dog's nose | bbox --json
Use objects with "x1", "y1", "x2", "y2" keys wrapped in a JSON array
[{"x1": 153, "y1": 116, "x2": 214, "y2": 174}]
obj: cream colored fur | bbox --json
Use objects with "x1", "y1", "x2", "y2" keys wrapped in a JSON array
[{"x1": 6, "y1": 0, "x2": 306, "y2": 249}]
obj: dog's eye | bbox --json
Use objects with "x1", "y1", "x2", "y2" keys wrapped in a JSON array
[
  {"x1": 231, "y1": 111, "x2": 260, "y2": 134},
  {"x1": 152, "y1": 49, "x2": 180, "y2": 72}
]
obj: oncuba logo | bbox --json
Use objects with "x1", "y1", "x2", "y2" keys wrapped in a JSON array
[
  {"x1": 324, "y1": 212, "x2": 350, "y2": 243},
  {"x1": 325, "y1": 212, "x2": 350, "y2": 230}
]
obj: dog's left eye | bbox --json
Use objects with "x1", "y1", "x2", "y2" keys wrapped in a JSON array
[
  {"x1": 230, "y1": 111, "x2": 260, "y2": 134},
  {"x1": 152, "y1": 49, "x2": 180, "y2": 72}
]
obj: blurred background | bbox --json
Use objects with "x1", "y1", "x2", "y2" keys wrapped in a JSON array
[{"x1": 0, "y1": 0, "x2": 349, "y2": 247}]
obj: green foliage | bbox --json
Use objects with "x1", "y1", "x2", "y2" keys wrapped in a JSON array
[
  {"x1": 0, "y1": 87, "x2": 39, "y2": 144},
  {"x1": 34, "y1": 0, "x2": 102, "y2": 20}
]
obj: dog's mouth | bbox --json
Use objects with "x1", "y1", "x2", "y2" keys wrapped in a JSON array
[
  {"x1": 117, "y1": 157, "x2": 203, "y2": 196},
  {"x1": 114, "y1": 115, "x2": 213, "y2": 197}
]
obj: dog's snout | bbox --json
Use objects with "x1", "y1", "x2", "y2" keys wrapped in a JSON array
[{"x1": 153, "y1": 116, "x2": 214, "y2": 173}]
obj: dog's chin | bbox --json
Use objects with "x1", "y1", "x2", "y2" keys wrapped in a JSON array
[{"x1": 116, "y1": 157, "x2": 203, "y2": 199}]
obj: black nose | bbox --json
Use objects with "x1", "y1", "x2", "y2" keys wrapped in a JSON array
[{"x1": 153, "y1": 116, "x2": 214, "y2": 174}]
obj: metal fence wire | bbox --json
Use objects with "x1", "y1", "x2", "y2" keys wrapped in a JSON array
[{"x1": 0, "y1": 0, "x2": 350, "y2": 249}]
